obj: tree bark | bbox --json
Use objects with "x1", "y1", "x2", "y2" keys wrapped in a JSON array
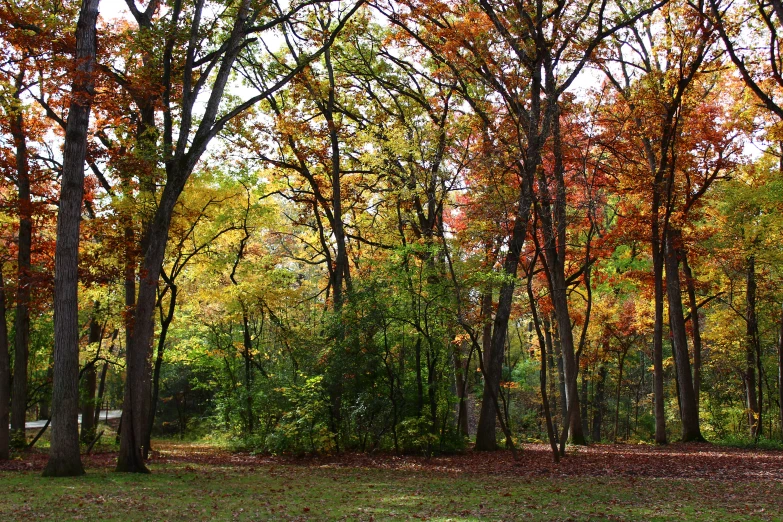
[
  {"x1": 526, "y1": 276, "x2": 559, "y2": 462},
  {"x1": 614, "y1": 348, "x2": 628, "y2": 442},
  {"x1": 414, "y1": 336, "x2": 424, "y2": 417},
  {"x1": 43, "y1": 0, "x2": 99, "y2": 477},
  {"x1": 242, "y1": 310, "x2": 253, "y2": 434},
  {"x1": 145, "y1": 284, "x2": 176, "y2": 452},
  {"x1": 745, "y1": 255, "x2": 761, "y2": 438},
  {"x1": 664, "y1": 230, "x2": 703, "y2": 442},
  {"x1": 682, "y1": 253, "x2": 702, "y2": 416},
  {"x1": 124, "y1": 225, "x2": 136, "y2": 370},
  {"x1": 543, "y1": 316, "x2": 559, "y2": 428},
  {"x1": 475, "y1": 288, "x2": 494, "y2": 440},
  {"x1": 117, "y1": 192, "x2": 178, "y2": 473},
  {"x1": 550, "y1": 279, "x2": 587, "y2": 445},
  {"x1": 0, "y1": 265, "x2": 10, "y2": 459},
  {"x1": 553, "y1": 327, "x2": 567, "y2": 424},
  {"x1": 453, "y1": 341, "x2": 469, "y2": 437},
  {"x1": 535, "y1": 100, "x2": 586, "y2": 446},
  {"x1": 10, "y1": 81, "x2": 32, "y2": 448},
  {"x1": 94, "y1": 329, "x2": 117, "y2": 427},
  {"x1": 777, "y1": 301, "x2": 783, "y2": 441},
  {"x1": 592, "y1": 364, "x2": 606, "y2": 442},
  {"x1": 581, "y1": 370, "x2": 589, "y2": 438},
  {"x1": 652, "y1": 232, "x2": 667, "y2": 444},
  {"x1": 540, "y1": 331, "x2": 559, "y2": 461},
  {"x1": 324, "y1": 44, "x2": 350, "y2": 309},
  {"x1": 80, "y1": 313, "x2": 100, "y2": 443}
]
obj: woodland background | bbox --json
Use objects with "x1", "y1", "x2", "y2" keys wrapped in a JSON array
[{"x1": 1, "y1": 0, "x2": 783, "y2": 476}]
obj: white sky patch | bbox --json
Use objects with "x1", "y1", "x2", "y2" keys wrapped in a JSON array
[{"x1": 99, "y1": 0, "x2": 132, "y2": 22}]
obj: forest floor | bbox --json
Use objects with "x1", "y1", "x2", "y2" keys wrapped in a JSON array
[{"x1": 1, "y1": 440, "x2": 782, "y2": 521}]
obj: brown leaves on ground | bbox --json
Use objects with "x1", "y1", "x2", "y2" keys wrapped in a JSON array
[
  {"x1": 245, "y1": 443, "x2": 783, "y2": 482},
  {"x1": 4, "y1": 441, "x2": 778, "y2": 482}
]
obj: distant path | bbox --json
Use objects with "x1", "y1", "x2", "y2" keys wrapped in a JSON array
[{"x1": 21, "y1": 409, "x2": 122, "y2": 429}]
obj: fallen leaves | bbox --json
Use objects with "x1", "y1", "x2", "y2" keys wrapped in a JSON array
[
  {"x1": 136, "y1": 442, "x2": 782, "y2": 483},
  {"x1": 3, "y1": 440, "x2": 782, "y2": 482}
]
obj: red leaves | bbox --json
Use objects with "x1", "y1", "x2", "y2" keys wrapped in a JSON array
[{"x1": 10, "y1": 441, "x2": 778, "y2": 483}]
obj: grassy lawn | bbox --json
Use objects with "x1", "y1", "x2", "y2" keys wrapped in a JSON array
[{"x1": 2, "y1": 452, "x2": 782, "y2": 521}]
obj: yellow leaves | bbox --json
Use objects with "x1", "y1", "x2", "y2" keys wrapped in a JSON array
[
  {"x1": 451, "y1": 332, "x2": 470, "y2": 344},
  {"x1": 765, "y1": 120, "x2": 783, "y2": 143}
]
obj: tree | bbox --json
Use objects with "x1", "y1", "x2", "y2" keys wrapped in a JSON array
[
  {"x1": 708, "y1": 0, "x2": 783, "y2": 120},
  {"x1": 115, "y1": 0, "x2": 363, "y2": 473},
  {"x1": 597, "y1": 0, "x2": 735, "y2": 441},
  {"x1": 8, "y1": 68, "x2": 33, "y2": 447},
  {"x1": 144, "y1": 172, "x2": 246, "y2": 450},
  {"x1": 703, "y1": 150, "x2": 783, "y2": 439},
  {"x1": 43, "y1": 0, "x2": 99, "y2": 477},
  {"x1": 0, "y1": 260, "x2": 9, "y2": 459},
  {"x1": 384, "y1": 0, "x2": 665, "y2": 448}
]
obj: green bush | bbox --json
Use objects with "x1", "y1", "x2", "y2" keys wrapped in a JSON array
[
  {"x1": 397, "y1": 416, "x2": 439, "y2": 454},
  {"x1": 264, "y1": 375, "x2": 335, "y2": 455}
]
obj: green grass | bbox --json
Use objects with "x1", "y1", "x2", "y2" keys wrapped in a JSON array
[
  {"x1": 2, "y1": 460, "x2": 781, "y2": 521},
  {"x1": 715, "y1": 435, "x2": 783, "y2": 451}
]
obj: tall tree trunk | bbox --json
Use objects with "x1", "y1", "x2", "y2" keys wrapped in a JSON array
[
  {"x1": 10, "y1": 80, "x2": 32, "y2": 448},
  {"x1": 43, "y1": 0, "x2": 99, "y2": 477},
  {"x1": 145, "y1": 284, "x2": 176, "y2": 454},
  {"x1": 242, "y1": 311, "x2": 253, "y2": 434},
  {"x1": 682, "y1": 253, "x2": 702, "y2": 416},
  {"x1": 777, "y1": 301, "x2": 783, "y2": 441},
  {"x1": 124, "y1": 225, "x2": 136, "y2": 368},
  {"x1": 426, "y1": 344, "x2": 438, "y2": 433},
  {"x1": 80, "y1": 313, "x2": 100, "y2": 443},
  {"x1": 554, "y1": 328, "x2": 567, "y2": 422},
  {"x1": 536, "y1": 99, "x2": 586, "y2": 446},
  {"x1": 94, "y1": 329, "x2": 117, "y2": 426},
  {"x1": 745, "y1": 255, "x2": 761, "y2": 438},
  {"x1": 117, "y1": 3, "x2": 255, "y2": 463},
  {"x1": 324, "y1": 45, "x2": 350, "y2": 308},
  {"x1": 652, "y1": 198, "x2": 667, "y2": 444},
  {"x1": 670, "y1": 321, "x2": 683, "y2": 419},
  {"x1": 323, "y1": 43, "x2": 349, "y2": 445},
  {"x1": 614, "y1": 349, "x2": 627, "y2": 442},
  {"x1": 414, "y1": 336, "x2": 424, "y2": 416},
  {"x1": 664, "y1": 229, "x2": 703, "y2": 442},
  {"x1": 581, "y1": 370, "x2": 589, "y2": 438},
  {"x1": 526, "y1": 277, "x2": 559, "y2": 462},
  {"x1": 539, "y1": 328, "x2": 559, "y2": 461},
  {"x1": 475, "y1": 288, "x2": 494, "y2": 438},
  {"x1": 544, "y1": 315, "x2": 559, "y2": 429},
  {"x1": 118, "y1": 193, "x2": 180, "y2": 473},
  {"x1": 592, "y1": 364, "x2": 606, "y2": 442},
  {"x1": 549, "y1": 276, "x2": 587, "y2": 445},
  {"x1": 475, "y1": 182, "x2": 532, "y2": 450},
  {"x1": 453, "y1": 341, "x2": 469, "y2": 437},
  {"x1": 481, "y1": 288, "x2": 493, "y2": 371},
  {"x1": 0, "y1": 266, "x2": 10, "y2": 459}
]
